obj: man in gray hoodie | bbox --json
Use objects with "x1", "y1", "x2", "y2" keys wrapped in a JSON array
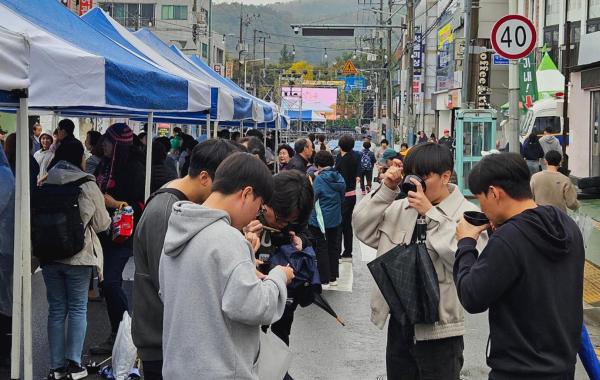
[
  {"x1": 132, "y1": 139, "x2": 243, "y2": 379},
  {"x1": 539, "y1": 126, "x2": 562, "y2": 155},
  {"x1": 160, "y1": 152, "x2": 294, "y2": 379}
]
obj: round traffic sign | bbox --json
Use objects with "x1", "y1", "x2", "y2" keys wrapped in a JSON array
[{"x1": 491, "y1": 14, "x2": 537, "y2": 60}]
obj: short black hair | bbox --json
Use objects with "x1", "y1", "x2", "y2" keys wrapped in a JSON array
[
  {"x1": 188, "y1": 139, "x2": 244, "y2": 179},
  {"x1": 245, "y1": 128, "x2": 264, "y2": 141},
  {"x1": 240, "y1": 136, "x2": 266, "y2": 163},
  {"x1": 231, "y1": 131, "x2": 241, "y2": 141},
  {"x1": 294, "y1": 138, "x2": 309, "y2": 155},
  {"x1": 58, "y1": 119, "x2": 75, "y2": 136},
  {"x1": 468, "y1": 152, "x2": 533, "y2": 200},
  {"x1": 155, "y1": 136, "x2": 171, "y2": 153},
  {"x1": 545, "y1": 150, "x2": 562, "y2": 166},
  {"x1": 53, "y1": 139, "x2": 84, "y2": 169},
  {"x1": 211, "y1": 152, "x2": 274, "y2": 203},
  {"x1": 180, "y1": 133, "x2": 198, "y2": 152},
  {"x1": 401, "y1": 143, "x2": 409, "y2": 149},
  {"x1": 381, "y1": 139, "x2": 388, "y2": 145},
  {"x1": 268, "y1": 170, "x2": 314, "y2": 225},
  {"x1": 338, "y1": 134, "x2": 355, "y2": 153},
  {"x1": 403, "y1": 142, "x2": 453, "y2": 177},
  {"x1": 314, "y1": 150, "x2": 334, "y2": 168},
  {"x1": 138, "y1": 132, "x2": 147, "y2": 141},
  {"x1": 173, "y1": 127, "x2": 182, "y2": 135},
  {"x1": 317, "y1": 134, "x2": 326, "y2": 143},
  {"x1": 363, "y1": 141, "x2": 371, "y2": 150},
  {"x1": 308, "y1": 133, "x2": 316, "y2": 142},
  {"x1": 218, "y1": 129, "x2": 231, "y2": 140},
  {"x1": 152, "y1": 139, "x2": 168, "y2": 165},
  {"x1": 277, "y1": 144, "x2": 294, "y2": 158},
  {"x1": 544, "y1": 126, "x2": 553, "y2": 134}
]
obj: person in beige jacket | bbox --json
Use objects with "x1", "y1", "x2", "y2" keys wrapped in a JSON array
[
  {"x1": 530, "y1": 150, "x2": 579, "y2": 212},
  {"x1": 353, "y1": 143, "x2": 487, "y2": 379}
]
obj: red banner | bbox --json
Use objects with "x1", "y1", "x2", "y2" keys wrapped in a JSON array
[{"x1": 79, "y1": 0, "x2": 92, "y2": 15}]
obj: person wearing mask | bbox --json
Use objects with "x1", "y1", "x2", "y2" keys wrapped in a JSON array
[
  {"x1": 521, "y1": 132, "x2": 545, "y2": 175},
  {"x1": 286, "y1": 138, "x2": 313, "y2": 173},
  {"x1": 160, "y1": 153, "x2": 293, "y2": 379},
  {"x1": 454, "y1": 152, "x2": 584, "y2": 379},
  {"x1": 539, "y1": 126, "x2": 561, "y2": 156},
  {"x1": 90, "y1": 123, "x2": 145, "y2": 355},
  {"x1": 84, "y1": 130, "x2": 103, "y2": 175},
  {"x1": 530, "y1": 150, "x2": 579, "y2": 212},
  {"x1": 132, "y1": 139, "x2": 243, "y2": 379},
  {"x1": 353, "y1": 142, "x2": 487, "y2": 379},
  {"x1": 335, "y1": 134, "x2": 359, "y2": 261},
  {"x1": 417, "y1": 131, "x2": 428, "y2": 144},
  {"x1": 0, "y1": 143, "x2": 14, "y2": 370},
  {"x1": 34, "y1": 131, "x2": 54, "y2": 179},
  {"x1": 308, "y1": 151, "x2": 345, "y2": 288},
  {"x1": 438, "y1": 129, "x2": 454, "y2": 151},
  {"x1": 359, "y1": 141, "x2": 376, "y2": 194},
  {"x1": 278, "y1": 144, "x2": 295, "y2": 171},
  {"x1": 39, "y1": 139, "x2": 110, "y2": 380}
]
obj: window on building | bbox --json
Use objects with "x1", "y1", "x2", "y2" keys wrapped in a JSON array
[
  {"x1": 99, "y1": 3, "x2": 155, "y2": 29},
  {"x1": 545, "y1": 0, "x2": 561, "y2": 25},
  {"x1": 589, "y1": 0, "x2": 600, "y2": 32},
  {"x1": 543, "y1": 25, "x2": 560, "y2": 63},
  {"x1": 568, "y1": 0, "x2": 584, "y2": 21},
  {"x1": 216, "y1": 48, "x2": 224, "y2": 65},
  {"x1": 568, "y1": 21, "x2": 581, "y2": 66},
  {"x1": 201, "y1": 43, "x2": 209, "y2": 58},
  {"x1": 533, "y1": 116, "x2": 561, "y2": 135},
  {"x1": 161, "y1": 5, "x2": 187, "y2": 20}
]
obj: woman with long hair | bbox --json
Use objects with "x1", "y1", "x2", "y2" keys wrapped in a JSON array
[{"x1": 90, "y1": 123, "x2": 145, "y2": 356}]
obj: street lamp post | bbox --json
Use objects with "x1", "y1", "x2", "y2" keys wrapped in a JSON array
[{"x1": 242, "y1": 58, "x2": 270, "y2": 92}]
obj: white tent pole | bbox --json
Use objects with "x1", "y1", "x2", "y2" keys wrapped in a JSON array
[
  {"x1": 144, "y1": 112, "x2": 154, "y2": 201},
  {"x1": 240, "y1": 121, "x2": 244, "y2": 137},
  {"x1": 275, "y1": 116, "x2": 280, "y2": 173},
  {"x1": 213, "y1": 121, "x2": 218, "y2": 139},
  {"x1": 206, "y1": 114, "x2": 211, "y2": 139},
  {"x1": 10, "y1": 100, "x2": 24, "y2": 380}
]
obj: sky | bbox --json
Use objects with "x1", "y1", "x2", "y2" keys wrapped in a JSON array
[{"x1": 213, "y1": 0, "x2": 295, "y2": 4}]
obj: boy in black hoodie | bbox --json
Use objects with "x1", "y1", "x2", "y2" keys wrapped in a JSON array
[{"x1": 453, "y1": 153, "x2": 584, "y2": 380}]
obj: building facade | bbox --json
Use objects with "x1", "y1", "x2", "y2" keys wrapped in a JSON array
[{"x1": 96, "y1": 1, "x2": 226, "y2": 67}]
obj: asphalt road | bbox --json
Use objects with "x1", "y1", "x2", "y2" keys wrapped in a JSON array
[{"x1": 8, "y1": 229, "x2": 589, "y2": 379}]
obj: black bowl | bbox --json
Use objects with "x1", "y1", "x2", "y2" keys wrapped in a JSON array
[
  {"x1": 401, "y1": 175, "x2": 427, "y2": 194},
  {"x1": 463, "y1": 211, "x2": 489, "y2": 226}
]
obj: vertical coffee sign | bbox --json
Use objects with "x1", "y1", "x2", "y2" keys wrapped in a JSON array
[{"x1": 477, "y1": 52, "x2": 491, "y2": 108}]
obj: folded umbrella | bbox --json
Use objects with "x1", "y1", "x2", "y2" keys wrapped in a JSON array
[{"x1": 313, "y1": 292, "x2": 345, "y2": 326}]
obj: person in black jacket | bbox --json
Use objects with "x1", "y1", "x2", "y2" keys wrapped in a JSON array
[
  {"x1": 454, "y1": 152, "x2": 584, "y2": 380},
  {"x1": 335, "y1": 134, "x2": 359, "y2": 261},
  {"x1": 285, "y1": 138, "x2": 313, "y2": 173},
  {"x1": 521, "y1": 132, "x2": 544, "y2": 175},
  {"x1": 150, "y1": 139, "x2": 177, "y2": 193}
]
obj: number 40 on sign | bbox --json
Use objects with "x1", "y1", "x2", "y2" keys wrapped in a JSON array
[{"x1": 491, "y1": 14, "x2": 537, "y2": 60}]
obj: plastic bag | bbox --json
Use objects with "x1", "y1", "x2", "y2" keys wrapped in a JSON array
[
  {"x1": 571, "y1": 212, "x2": 594, "y2": 247},
  {"x1": 112, "y1": 312, "x2": 137, "y2": 380},
  {"x1": 258, "y1": 330, "x2": 292, "y2": 380}
]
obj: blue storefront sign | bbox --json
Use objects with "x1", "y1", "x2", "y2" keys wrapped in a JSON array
[{"x1": 493, "y1": 54, "x2": 509, "y2": 65}]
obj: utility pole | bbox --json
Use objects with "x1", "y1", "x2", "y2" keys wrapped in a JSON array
[
  {"x1": 238, "y1": 3, "x2": 244, "y2": 81},
  {"x1": 507, "y1": 0, "x2": 519, "y2": 153},
  {"x1": 562, "y1": 21, "x2": 571, "y2": 169},
  {"x1": 462, "y1": 0, "x2": 472, "y2": 107},
  {"x1": 386, "y1": 0, "x2": 394, "y2": 144},
  {"x1": 207, "y1": 0, "x2": 212, "y2": 67},
  {"x1": 379, "y1": 0, "x2": 384, "y2": 137}
]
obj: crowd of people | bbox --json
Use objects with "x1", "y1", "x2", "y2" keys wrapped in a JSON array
[{"x1": 0, "y1": 120, "x2": 589, "y2": 380}]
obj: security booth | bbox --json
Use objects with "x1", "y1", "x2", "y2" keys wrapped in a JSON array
[{"x1": 454, "y1": 109, "x2": 497, "y2": 195}]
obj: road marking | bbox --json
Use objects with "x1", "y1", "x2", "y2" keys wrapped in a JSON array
[{"x1": 584, "y1": 260, "x2": 600, "y2": 306}]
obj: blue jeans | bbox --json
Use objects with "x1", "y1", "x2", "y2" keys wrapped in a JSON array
[
  {"x1": 100, "y1": 244, "x2": 131, "y2": 333},
  {"x1": 42, "y1": 263, "x2": 92, "y2": 369}
]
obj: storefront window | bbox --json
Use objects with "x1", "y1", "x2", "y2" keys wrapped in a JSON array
[
  {"x1": 590, "y1": 0, "x2": 600, "y2": 19},
  {"x1": 545, "y1": 0, "x2": 561, "y2": 26}
]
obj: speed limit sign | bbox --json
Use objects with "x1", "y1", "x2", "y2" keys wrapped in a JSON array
[{"x1": 491, "y1": 15, "x2": 537, "y2": 60}]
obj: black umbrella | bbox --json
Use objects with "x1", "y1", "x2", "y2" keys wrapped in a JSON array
[{"x1": 313, "y1": 292, "x2": 346, "y2": 326}]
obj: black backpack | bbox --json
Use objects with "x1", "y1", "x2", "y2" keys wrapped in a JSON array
[{"x1": 31, "y1": 177, "x2": 93, "y2": 261}]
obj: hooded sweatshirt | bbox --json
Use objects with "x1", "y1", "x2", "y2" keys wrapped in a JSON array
[
  {"x1": 159, "y1": 201, "x2": 288, "y2": 380},
  {"x1": 454, "y1": 206, "x2": 584, "y2": 379},
  {"x1": 309, "y1": 167, "x2": 346, "y2": 229},
  {"x1": 539, "y1": 134, "x2": 561, "y2": 155}
]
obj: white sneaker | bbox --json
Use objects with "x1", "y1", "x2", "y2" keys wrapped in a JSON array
[
  {"x1": 321, "y1": 284, "x2": 331, "y2": 290},
  {"x1": 330, "y1": 280, "x2": 338, "y2": 286}
]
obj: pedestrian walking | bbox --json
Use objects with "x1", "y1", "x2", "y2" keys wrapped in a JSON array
[
  {"x1": 38, "y1": 139, "x2": 110, "y2": 380},
  {"x1": 160, "y1": 153, "x2": 293, "y2": 379},
  {"x1": 359, "y1": 141, "x2": 376, "y2": 194},
  {"x1": 375, "y1": 139, "x2": 389, "y2": 163},
  {"x1": 438, "y1": 129, "x2": 454, "y2": 152},
  {"x1": 530, "y1": 150, "x2": 579, "y2": 212},
  {"x1": 308, "y1": 151, "x2": 345, "y2": 288},
  {"x1": 84, "y1": 130, "x2": 102, "y2": 175},
  {"x1": 539, "y1": 126, "x2": 562, "y2": 155},
  {"x1": 521, "y1": 132, "x2": 545, "y2": 175},
  {"x1": 90, "y1": 123, "x2": 145, "y2": 355},
  {"x1": 454, "y1": 152, "x2": 584, "y2": 379},
  {"x1": 335, "y1": 135, "x2": 359, "y2": 261},
  {"x1": 34, "y1": 131, "x2": 54, "y2": 179},
  {"x1": 132, "y1": 139, "x2": 243, "y2": 380},
  {"x1": 286, "y1": 138, "x2": 313, "y2": 173},
  {"x1": 354, "y1": 142, "x2": 488, "y2": 379},
  {"x1": 277, "y1": 144, "x2": 294, "y2": 171}
]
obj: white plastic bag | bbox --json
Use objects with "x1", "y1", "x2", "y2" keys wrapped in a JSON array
[
  {"x1": 257, "y1": 330, "x2": 292, "y2": 380},
  {"x1": 571, "y1": 212, "x2": 594, "y2": 247},
  {"x1": 112, "y1": 312, "x2": 137, "y2": 380}
]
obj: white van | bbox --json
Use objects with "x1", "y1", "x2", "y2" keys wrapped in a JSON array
[{"x1": 519, "y1": 98, "x2": 564, "y2": 144}]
